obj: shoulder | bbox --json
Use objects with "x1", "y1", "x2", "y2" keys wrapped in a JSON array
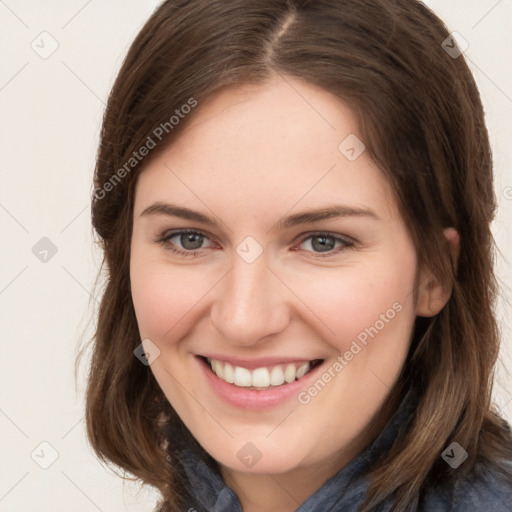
[{"x1": 421, "y1": 460, "x2": 512, "y2": 512}]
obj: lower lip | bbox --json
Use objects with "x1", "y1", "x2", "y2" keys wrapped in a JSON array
[{"x1": 196, "y1": 356, "x2": 324, "y2": 410}]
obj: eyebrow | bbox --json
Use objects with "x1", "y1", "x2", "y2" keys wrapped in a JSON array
[{"x1": 140, "y1": 201, "x2": 380, "y2": 230}]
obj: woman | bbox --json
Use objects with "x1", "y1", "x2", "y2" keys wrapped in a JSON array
[{"x1": 83, "y1": 0, "x2": 512, "y2": 510}]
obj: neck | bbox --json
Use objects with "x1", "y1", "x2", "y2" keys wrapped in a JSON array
[{"x1": 220, "y1": 457, "x2": 342, "y2": 512}]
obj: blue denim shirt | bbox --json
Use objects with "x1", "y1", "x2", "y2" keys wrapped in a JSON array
[{"x1": 178, "y1": 390, "x2": 512, "y2": 511}]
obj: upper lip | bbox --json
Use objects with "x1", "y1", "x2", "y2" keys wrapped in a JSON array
[{"x1": 198, "y1": 354, "x2": 322, "y2": 370}]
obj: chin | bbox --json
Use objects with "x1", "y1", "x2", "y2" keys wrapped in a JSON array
[{"x1": 194, "y1": 429, "x2": 317, "y2": 475}]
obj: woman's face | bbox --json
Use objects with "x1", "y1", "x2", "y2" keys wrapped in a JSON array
[{"x1": 130, "y1": 76, "x2": 424, "y2": 478}]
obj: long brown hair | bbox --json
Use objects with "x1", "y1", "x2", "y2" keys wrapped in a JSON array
[{"x1": 79, "y1": 1, "x2": 512, "y2": 510}]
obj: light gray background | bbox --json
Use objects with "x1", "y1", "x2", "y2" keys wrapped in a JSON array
[{"x1": 0, "y1": 1, "x2": 511, "y2": 510}]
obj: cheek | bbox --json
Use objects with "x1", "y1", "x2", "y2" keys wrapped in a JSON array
[
  {"x1": 285, "y1": 257, "x2": 417, "y2": 352},
  {"x1": 129, "y1": 249, "x2": 220, "y2": 343}
]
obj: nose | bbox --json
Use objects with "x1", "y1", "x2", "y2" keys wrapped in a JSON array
[{"x1": 210, "y1": 252, "x2": 290, "y2": 347}]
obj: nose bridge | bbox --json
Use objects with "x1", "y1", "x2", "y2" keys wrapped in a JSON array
[{"x1": 211, "y1": 251, "x2": 288, "y2": 345}]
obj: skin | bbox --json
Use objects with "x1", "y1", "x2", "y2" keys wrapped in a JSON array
[{"x1": 130, "y1": 75, "x2": 458, "y2": 512}]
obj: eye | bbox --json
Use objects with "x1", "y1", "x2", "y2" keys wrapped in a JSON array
[
  {"x1": 156, "y1": 229, "x2": 354, "y2": 258},
  {"x1": 296, "y1": 232, "x2": 353, "y2": 256},
  {"x1": 157, "y1": 229, "x2": 214, "y2": 256}
]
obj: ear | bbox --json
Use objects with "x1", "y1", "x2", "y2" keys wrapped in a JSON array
[{"x1": 415, "y1": 228, "x2": 460, "y2": 317}]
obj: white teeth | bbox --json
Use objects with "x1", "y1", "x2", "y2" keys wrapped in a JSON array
[
  {"x1": 213, "y1": 360, "x2": 224, "y2": 379},
  {"x1": 296, "y1": 363, "x2": 309, "y2": 379},
  {"x1": 223, "y1": 362, "x2": 235, "y2": 384},
  {"x1": 207, "y1": 358, "x2": 312, "y2": 389},
  {"x1": 233, "y1": 366, "x2": 252, "y2": 387},
  {"x1": 251, "y1": 368, "x2": 270, "y2": 388},
  {"x1": 284, "y1": 363, "x2": 296, "y2": 383},
  {"x1": 269, "y1": 365, "x2": 285, "y2": 386}
]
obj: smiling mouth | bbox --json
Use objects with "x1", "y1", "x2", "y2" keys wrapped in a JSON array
[{"x1": 200, "y1": 356, "x2": 323, "y2": 390}]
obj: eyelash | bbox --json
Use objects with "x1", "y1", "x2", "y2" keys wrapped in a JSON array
[{"x1": 156, "y1": 229, "x2": 355, "y2": 258}]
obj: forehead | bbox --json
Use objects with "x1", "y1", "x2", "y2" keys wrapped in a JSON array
[{"x1": 134, "y1": 76, "x2": 399, "y2": 224}]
